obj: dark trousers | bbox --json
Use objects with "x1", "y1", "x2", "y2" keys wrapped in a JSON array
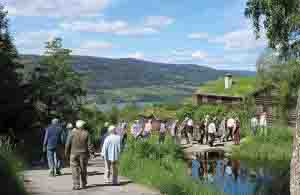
[
  {"x1": 226, "y1": 127, "x2": 234, "y2": 141},
  {"x1": 70, "y1": 153, "x2": 88, "y2": 188},
  {"x1": 208, "y1": 133, "x2": 215, "y2": 147},
  {"x1": 159, "y1": 133, "x2": 166, "y2": 144}
]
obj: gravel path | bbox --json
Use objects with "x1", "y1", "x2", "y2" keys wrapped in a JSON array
[{"x1": 24, "y1": 157, "x2": 160, "y2": 195}]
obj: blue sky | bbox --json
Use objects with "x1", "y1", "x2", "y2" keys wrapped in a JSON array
[{"x1": 4, "y1": 0, "x2": 267, "y2": 71}]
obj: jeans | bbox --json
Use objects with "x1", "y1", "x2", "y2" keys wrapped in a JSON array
[{"x1": 47, "y1": 148, "x2": 62, "y2": 171}]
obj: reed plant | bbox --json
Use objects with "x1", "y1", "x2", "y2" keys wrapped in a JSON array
[
  {"x1": 120, "y1": 135, "x2": 223, "y2": 195},
  {"x1": 232, "y1": 126, "x2": 293, "y2": 162}
]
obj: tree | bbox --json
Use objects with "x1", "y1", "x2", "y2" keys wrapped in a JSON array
[
  {"x1": 245, "y1": 1, "x2": 300, "y2": 194},
  {"x1": 33, "y1": 38, "x2": 86, "y2": 122},
  {"x1": 0, "y1": 4, "x2": 34, "y2": 136}
]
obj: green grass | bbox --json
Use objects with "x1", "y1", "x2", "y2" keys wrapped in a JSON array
[
  {"x1": 197, "y1": 77, "x2": 257, "y2": 97},
  {"x1": 120, "y1": 136, "x2": 223, "y2": 195},
  {"x1": 232, "y1": 127, "x2": 293, "y2": 162},
  {"x1": 0, "y1": 137, "x2": 27, "y2": 195}
]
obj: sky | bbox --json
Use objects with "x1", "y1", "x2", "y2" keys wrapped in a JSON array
[{"x1": 3, "y1": 0, "x2": 267, "y2": 71}]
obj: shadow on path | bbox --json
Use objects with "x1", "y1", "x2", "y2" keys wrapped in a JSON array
[{"x1": 86, "y1": 181, "x2": 132, "y2": 189}]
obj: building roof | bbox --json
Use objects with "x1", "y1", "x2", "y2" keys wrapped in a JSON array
[{"x1": 196, "y1": 77, "x2": 257, "y2": 97}]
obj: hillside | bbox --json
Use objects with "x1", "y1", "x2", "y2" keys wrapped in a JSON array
[{"x1": 20, "y1": 55, "x2": 256, "y2": 103}]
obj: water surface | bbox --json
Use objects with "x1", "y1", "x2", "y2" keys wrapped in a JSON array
[{"x1": 189, "y1": 151, "x2": 290, "y2": 195}]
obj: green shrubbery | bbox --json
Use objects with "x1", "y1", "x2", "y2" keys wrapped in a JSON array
[
  {"x1": 0, "y1": 137, "x2": 27, "y2": 195},
  {"x1": 120, "y1": 136, "x2": 223, "y2": 195},
  {"x1": 232, "y1": 126, "x2": 293, "y2": 161}
]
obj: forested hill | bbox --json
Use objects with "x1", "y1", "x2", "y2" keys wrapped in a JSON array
[{"x1": 20, "y1": 55, "x2": 255, "y2": 103}]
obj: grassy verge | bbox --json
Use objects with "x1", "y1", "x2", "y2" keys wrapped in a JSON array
[
  {"x1": 0, "y1": 136, "x2": 27, "y2": 195},
  {"x1": 232, "y1": 127, "x2": 293, "y2": 162},
  {"x1": 119, "y1": 136, "x2": 223, "y2": 195}
]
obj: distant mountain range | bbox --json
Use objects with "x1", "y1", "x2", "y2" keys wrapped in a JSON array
[{"x1": 20, "y1": 55, "x2": 256, "y2": 103}]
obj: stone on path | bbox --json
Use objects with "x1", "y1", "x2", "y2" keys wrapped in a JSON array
[{"x1": 24, "y1": 157, "x2": 160, "y2": 195}]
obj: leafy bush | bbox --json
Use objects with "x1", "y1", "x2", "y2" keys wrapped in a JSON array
[{"x1": 0, "y1": 136, "x2": 27, "y2": 195}]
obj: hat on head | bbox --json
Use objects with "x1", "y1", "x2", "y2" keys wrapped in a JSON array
[
  {"x1": 76, "y1": 120, "x2": 86, "y2": 129},
  {"x1": 66, "y1": 123, "x2": 73, "y2": 129},
  {"x1": 108, "y1": 125, "x2": 116, "y2": 133},
  {"x1": 52, "y1": 118, "x2": 59, "y2": 125}
]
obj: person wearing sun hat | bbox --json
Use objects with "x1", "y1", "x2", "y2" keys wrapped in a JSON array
[{"x1": 65, "y1": 120, "x2": 90, "y2": 190}]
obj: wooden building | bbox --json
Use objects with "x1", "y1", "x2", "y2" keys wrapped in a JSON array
[
  {"x1": 193, "y1": 75, "x2": 297, "y2": 127},
  {"x1": 192, "y1": 93, "x2": 243, "y2": 107},
  {"x1": 251, "y1": 85, "x2": 297, "y2": 127}
]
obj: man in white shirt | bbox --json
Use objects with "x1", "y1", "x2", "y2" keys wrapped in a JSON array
[
  {"x1": 208, "y1": 120, "x2": 216, "y2": 147},
  {"x1": 250, "y1": 115, "x2": 258, "y2": 136},
  {"x1": 101, "y1": 126, "x2": 121, "y2": 185},
  {"x1": 259, "y1": 112, "x2": 268, "y2": 136},
  {"x1": 226, "y1": 118, "x2": 236, "y2": 141},
  {"x1": 186, "y1": 118, "x2": 194, "y2": 144}
]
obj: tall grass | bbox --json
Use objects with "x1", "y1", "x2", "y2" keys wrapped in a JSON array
[
  {"x1": 232, "y1": 127, "x2": 293, "y2": 162},
  {"x1": 120, "y1": 136, "x2": 223, "y2": 195},
  {"x1": 0, "y1": 136, "x2": 27, "y2": 195}
]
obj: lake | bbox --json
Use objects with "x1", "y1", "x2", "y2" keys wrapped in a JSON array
[
  {"x1": 188, "y1": 151, "x2": 290, "y2": 195},
  {"x1": 96, "y1": 101, "x2": 161, "y2": 111}
]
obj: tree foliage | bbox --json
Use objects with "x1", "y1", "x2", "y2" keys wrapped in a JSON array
[
  {"x1": 32, "y1": 38, "x2": 86, "y2": 122},
  {"x1": 245, "y1": 0, "x2": 300, "y2": 58},
  {"x1": 0, "y1": 5, "x2": 34, "y2": 135},
  {"x1": 245, "y1": 1, "x2": 300, "y2": 194}
]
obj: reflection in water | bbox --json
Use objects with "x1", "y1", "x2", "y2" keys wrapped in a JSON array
[{"x1": 189, "y1": 151, "x2": 290, "y2": 195}]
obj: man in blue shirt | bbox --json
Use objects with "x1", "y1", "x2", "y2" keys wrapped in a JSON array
[
  {"x1": 101, "y1": 125, "x2": 121, "y2": 185},
  {"x1": 43, "y1": 118, "x2": 63, "y2": 177}
]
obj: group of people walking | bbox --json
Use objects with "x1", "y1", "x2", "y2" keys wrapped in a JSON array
[
  {"x1": 43, "y1": 118, "x2": 123, "y2": 190},
  {"x1": 41, "y1": 111, "x2": 268, "y2": 190},
  {"x1": 127, "y1": 114, "x2": 243, "y2": 147}
]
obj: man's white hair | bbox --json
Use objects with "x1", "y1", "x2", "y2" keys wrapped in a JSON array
[
  {"x1": 108, "y1": 125, "x2": 116, "y2": 133},
  {"x1": 76, "y1": 120, "x2": 86, "y2": 129},
  {"x1": 66, "y1": 123, "x2": 73, "y2": 129},
  {"x1": 52, "y1": 118, "x2": 59, "y2": 125}
]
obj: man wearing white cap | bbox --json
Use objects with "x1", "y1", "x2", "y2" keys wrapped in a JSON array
[
  {"x1": 65, "y1": 120, "x2": 90, "y2": 190},
  {"x1": 101, "y1": 125, "x2": 121, "y2": 185}
]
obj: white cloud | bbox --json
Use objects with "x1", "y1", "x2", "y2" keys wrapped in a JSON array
[
  {"x1": 144, "y1": 16, "x2": 174, "y2": 28},
  {"x1": 15, "y1": 30, "x2": 61, "y2": 54},
  {"x1": 191, "y1": 50, "x2": 208, "y2": 60},
  {"x1": 80, "y1": 41, "x2": 114, "y2": 50},
  {"x1": 61, "y1": 19, "x2": 159, "y2": 36},
  {"x1": 128, "y1": 52, "x2": 144, "y2": 59},
  {"x1": 72, "y1": 41, "x2": 115, "y2": 56},
  {"x1": 61, "y1": 20, "x2": 128, "y2": 33},
  {"x1": 5, "y1": 0, "x2": 110, "y2": 17},
  {"x1": 210, "y1": 29, "x2": 267, "y2": 50},
  {"x1": 188, "y1": 32, "x2": 209, "y2": 39}
]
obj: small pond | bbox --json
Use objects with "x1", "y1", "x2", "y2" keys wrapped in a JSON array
[{"x1": 188, "y1": 151, "x2": 290, "y2": 195}]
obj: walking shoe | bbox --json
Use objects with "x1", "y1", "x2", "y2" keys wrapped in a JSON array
[
  {"x1": 56, "y1": 169, "x2": 62, "y2": 176},
  {"x1": 49, "y1": 170, "x2": 55, "y2": 177},
  {"x1": 81, "y1": 184, "x2": 87, "y2": 189},
  {"x1": 72, "y1": 186, "x2": 80, "y2": 191}
]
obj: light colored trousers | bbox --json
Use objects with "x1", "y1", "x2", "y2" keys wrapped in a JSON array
[{"x1": 104, "y1": 160, "x2": 118, "y2": 184}]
